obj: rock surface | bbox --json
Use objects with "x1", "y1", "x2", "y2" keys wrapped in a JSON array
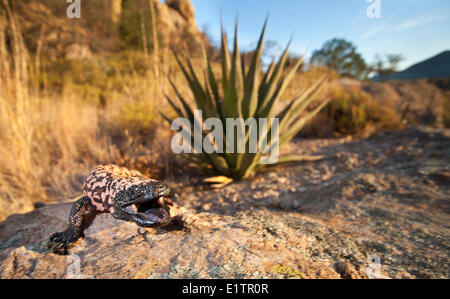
[
  {"x1": 11, "y1": 0, "x2": 205, "y2": 59},
  {"x1": 174, "y1": 126, "x2": 450, "y2": 279},
  {"x1": 165, "y1": 0, "x2": 196, "y2": 23},
  {"x1": 0, "y1": 203, "x2": 353, "y2": 279},
  {"x1": 0, "y1": 126, "x2": 448, "y2": 278}
]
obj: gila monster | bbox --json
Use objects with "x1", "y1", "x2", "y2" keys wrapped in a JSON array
[{"x1": 48, "y1": 165, "x2": 172, "y2": 255}]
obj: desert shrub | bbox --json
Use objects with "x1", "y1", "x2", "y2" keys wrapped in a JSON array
[
  {"x1": 38, "y1": 50, "x2": 162, "y2": 105},
  {"x1": 119, "y1": 0, "x2": 161, "y2": 51},
  {"x1": 429, "y1": 77, "x2": 450, "y2": 91},
  {"x1": 109, "y1": 50, "x2": 153, "y2": 75},
  {"x1": 164, "y1": 20, "x2": 329, "y2": 180},
  {"x1": 388, "y1": 80, "x2": 445, "y2": 125},
  {"x1": 444, "y1": 93, "x2": 450, "y2": 128},
  {"x1": 38, "y1": 57, "x2": 111, "y2": 97},
  {"x1": 117, "y1": 100, "x2": 157, "y2": 135},
  {"x1": 428, "y1": 78, "x2": 450, "y2": 128},
  {"x1": 309, "y1": 86, "x2": 403, "y2": 137}
]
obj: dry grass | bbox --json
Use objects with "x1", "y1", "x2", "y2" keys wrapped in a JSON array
[
  {"x1": 0, "y1": 2, "x2": 187, "y2": 220},
  {"x1": 1, "y1": 0, "x2": 41, "y2": 217}
]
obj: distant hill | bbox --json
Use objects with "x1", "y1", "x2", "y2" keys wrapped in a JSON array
[{"x1": 375, "y1": 51, "x2": 450, "y2": 81}]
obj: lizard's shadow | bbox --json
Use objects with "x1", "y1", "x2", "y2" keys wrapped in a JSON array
[
  {"x1": 82, "y1": 213, "x2": 190, "y2": 238},
  {"x1": 156, "y1": 215, "x2": 190, "y2": 234},
  {"x1": 80, "y1": 211, "x2": 102, "y2": 235}
]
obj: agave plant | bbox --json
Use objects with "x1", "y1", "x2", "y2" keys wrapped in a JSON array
[{"x1": 164, "y1": 19, "x2": 329, "y2": 180}]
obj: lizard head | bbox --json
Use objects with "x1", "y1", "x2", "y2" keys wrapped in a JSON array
[{"x1": 114, "y1": 180, "x2": 172, "y2": 228}]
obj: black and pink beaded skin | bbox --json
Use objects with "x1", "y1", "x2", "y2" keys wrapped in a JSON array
[{"x1": 48, "y1": 165, "x2": 172, "y2": 254}]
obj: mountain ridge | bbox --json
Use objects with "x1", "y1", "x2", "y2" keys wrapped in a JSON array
[{"x1": 377, "y1": 50, "x2": 450, "y2": 81}]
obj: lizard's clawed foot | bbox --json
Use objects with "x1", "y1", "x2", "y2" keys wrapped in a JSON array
[{"x1": 48, "y1": 229, "x2": 79, "y2": 255}]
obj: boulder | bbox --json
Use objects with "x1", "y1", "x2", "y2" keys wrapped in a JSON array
[
  {"x1": 0, "y1": 202, "x2": 354, "y2": 278},
  {"x1": 165, "y1": 0, "x2": 196, "y2": 23}
]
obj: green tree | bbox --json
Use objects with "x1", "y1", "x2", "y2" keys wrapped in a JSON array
[{"x1": 310, "y1": 38, "x2": 369, "y2": 80}]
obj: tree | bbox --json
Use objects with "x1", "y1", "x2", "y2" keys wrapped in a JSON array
[
  {"x1": 310, "y1": 38, "x2": 369, "y2": 80},
  {"x1": 372, "y1": 54, "x2": 404, "y2": 82}
]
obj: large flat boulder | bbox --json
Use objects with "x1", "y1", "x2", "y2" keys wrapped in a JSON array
[{"x1": 0, "y1": 202, "x2": 356, "y2": 278}]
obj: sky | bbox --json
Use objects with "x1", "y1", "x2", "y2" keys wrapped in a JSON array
[{"x1": 185, "y1": 0, "x2": 450, "y2": 70}]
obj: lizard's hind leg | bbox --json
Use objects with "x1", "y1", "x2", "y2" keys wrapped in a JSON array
[{"x1": 48, "y1": 196, "x2": 96, "y2": 255}]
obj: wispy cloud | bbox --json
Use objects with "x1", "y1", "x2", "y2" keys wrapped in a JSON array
[
  {"x1": 361, "y1": 25, "x2": 386, "y2": 40},
  {"x1": 395, "y1": 13, "x2": 449, "y2": 31}
]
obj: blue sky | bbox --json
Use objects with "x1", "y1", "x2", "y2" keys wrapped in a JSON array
[{"x1": 186, "y1": 0, "x2": 450, "y2": 70}]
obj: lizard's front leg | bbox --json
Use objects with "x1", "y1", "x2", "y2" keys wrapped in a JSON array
[{"x1": 48, "y1": 196, "x2": 96, "y2": 255}]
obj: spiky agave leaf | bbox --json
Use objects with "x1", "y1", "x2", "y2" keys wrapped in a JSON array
[{"x1": 165, "y1": 19, "x2": 328, "y2": 180}]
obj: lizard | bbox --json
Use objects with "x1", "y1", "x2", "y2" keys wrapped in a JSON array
[{"x1": 48, "y1": 164, "x2": 173, "y2": 255}]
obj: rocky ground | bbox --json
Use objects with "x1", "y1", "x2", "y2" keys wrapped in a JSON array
[{"x1": 0, "y1": 126, "x2": 448, "y2": 279}]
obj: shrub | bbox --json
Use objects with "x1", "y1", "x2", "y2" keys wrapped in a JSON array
[
  {"x1": 118, "y1": 100, "x2": 157, "y2": 135},
  {"x1": 164, "y1": 20, "x2": 329, "y2": 180},
  {"x1": 305, "y1": 86, "x2": 403, "y2": 137},
  {"x1": 444, "y1": 93, "x2": 450, "y2": 128},
  {"x1": 119, "y1": 0, "x2": 160, "y2": 51}
]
